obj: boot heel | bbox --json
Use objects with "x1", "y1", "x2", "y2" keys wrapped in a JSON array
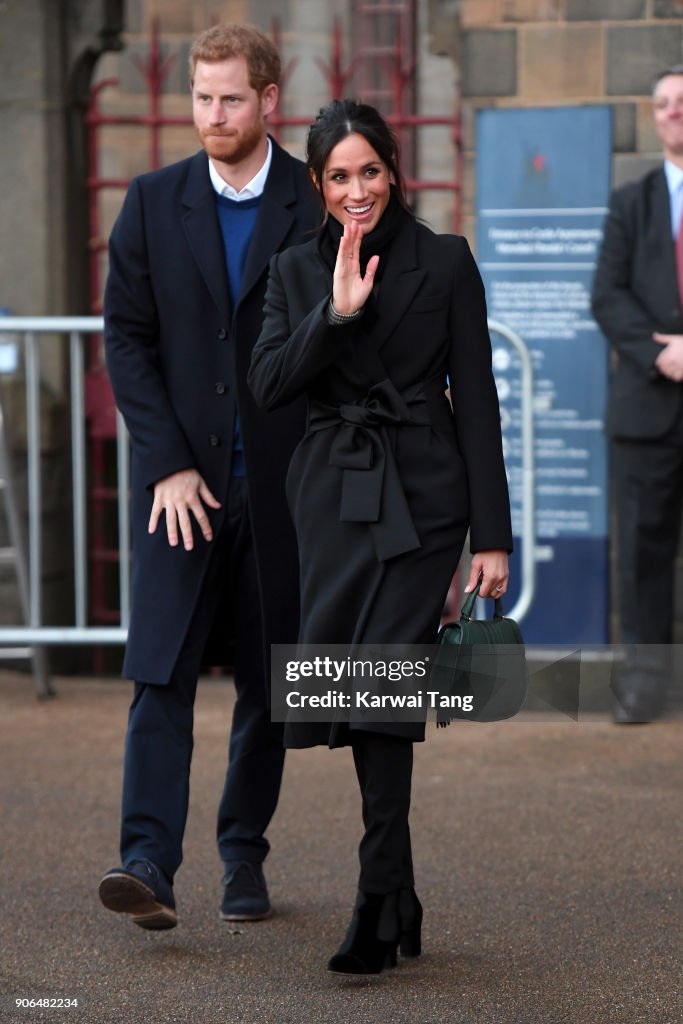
[
  {"x1": 383, "y1": 944, "x2": 398, "y2": 969},
  {"x1": 398, "y1": 887, "x2": 423, "y2": 957},
  {"x1": 399, "y1": 929, "x2": 421, "y2": 957}
]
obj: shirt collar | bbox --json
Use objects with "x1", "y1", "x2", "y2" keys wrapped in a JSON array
[
  {"x1": 664, "y1": 160, "x2": 683, "y2": 235},
  {"x1": 208, "y1": 137, "x2": 272, "y2": 200},
  {"x1": 664, "y1": 159, "x2": 683, "y2": 196}
]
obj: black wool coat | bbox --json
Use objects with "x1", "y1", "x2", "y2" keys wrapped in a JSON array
[
  {"x1": 591, "y1": 167, "x2": 683, "y2": 440},
  {"x1": 104, "y1": 141, "x2": 320, "y2": 684},
  {"x1": 248, "y1": 214, "x2": 512, "y2": 746}
]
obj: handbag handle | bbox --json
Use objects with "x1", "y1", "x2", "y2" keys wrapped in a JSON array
[{"x1": 460, "y1": 581, "x2": 504, "y2": 622}]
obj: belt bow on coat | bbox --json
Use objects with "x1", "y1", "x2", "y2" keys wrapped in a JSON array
[{"x1": 308, "y1": 378, "x2": 437, "y2": 562}]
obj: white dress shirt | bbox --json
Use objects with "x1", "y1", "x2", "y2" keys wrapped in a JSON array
[
  {"x1": 664, "y1": 159, "x2": 683, "y2": 238},
  {"x1": 208, "y1": 137, "x2": 273, "y2": 201}
]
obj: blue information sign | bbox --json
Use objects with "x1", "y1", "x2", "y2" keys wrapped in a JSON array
[{"x1": 476, "y1": 106, "x2": 612, "y2": 643}]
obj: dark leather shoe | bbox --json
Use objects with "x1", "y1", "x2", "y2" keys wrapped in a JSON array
[
  {"x1": 98, "y1": 860, "x2": 177, "y2": 930},
  {"x1": 220, "y1": 862, "x2": 271, "y2": 921},
  {"x1": 612, "y1": 689, "x2": 664, "y2": 724}
]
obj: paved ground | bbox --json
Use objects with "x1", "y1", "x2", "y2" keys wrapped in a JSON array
[{"x1": 1, "y1": 669, "x2": 681, "y2": 1024}]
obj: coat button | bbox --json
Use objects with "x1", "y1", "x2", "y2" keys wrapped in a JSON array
[
  {"x1": 209, "y1": 434, "x2": 221, "y2": 446},
  {"x1": 217, "y1": 328, "x2": 227, "y2": 340},
  {"x1": 215, "y1": 382, "x2": 226, "y2": 394}
]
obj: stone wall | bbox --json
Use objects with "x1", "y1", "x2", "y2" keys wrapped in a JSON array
[
  {"x1": 91, "y1": 0, "x2": 459, "y2": 253},
  {"x1": 3, "y1": 0, "x2": 682, "y2": 653},
  {"x1": 435, "y1": 0, "x2": 683, "y2": 238},
  {"x1": 432, "y1": 0, "x2": 683, "y2": 641}
]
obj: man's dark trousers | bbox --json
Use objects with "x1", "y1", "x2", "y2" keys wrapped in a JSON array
[
  {"x1": 612, "y1": 408, "x2": 683, "y2": 702},
  {"x1": 119, "y1": 477, "x2": 284, "y2": 883}
]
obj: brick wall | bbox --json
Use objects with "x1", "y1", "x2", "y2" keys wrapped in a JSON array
[
  {"x1": 446, "y1": 0, "x2": 683, "y2": 237},
  {"x1": 91, "y1": 2, "x2": 352, "y2": 296},
  {"x1": 437, "y1": 0, "x2": 683, "y2": 642},
  {"x1": 97, "y1": 1, "x2": 683, "y2": 242},
  {"x1": 91, "y1": 0, "x2": 459, "y2": 301},
  {"x1": 88, "y1": 0, "x2": 683, "y2": 643}
]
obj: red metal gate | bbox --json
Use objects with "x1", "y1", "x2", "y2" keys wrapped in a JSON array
[{"x1": 85, "y1": 12, "x2": 462, "y2": 646}]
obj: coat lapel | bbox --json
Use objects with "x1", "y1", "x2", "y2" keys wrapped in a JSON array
[
  {"x1": 368, "y1": 216, "x2": 426, "y2": 354},
  {"x1": 181, "y1": 151, "x2": 230, "y2": 321},
  {"x1": 237, "y1": 139, "x2": 298, "y2": 311},
  {"x1": 650, "y1": 168, "x2": 679, "y2": 310},
  {"x1": 299, "y1": 244, "x2": 331, "y2": 310}
]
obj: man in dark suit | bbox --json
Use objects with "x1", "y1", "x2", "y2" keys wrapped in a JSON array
[
  {"x1": 98, "y1": 23, "x2": 318, "y2": 927},
  {"x1": 592, "y1": 65, "x2": 683, "y2": 723}
]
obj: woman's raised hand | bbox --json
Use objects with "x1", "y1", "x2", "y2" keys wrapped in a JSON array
[{"x1": 332, "y1": 221, "x2": 380, "y2": 315}]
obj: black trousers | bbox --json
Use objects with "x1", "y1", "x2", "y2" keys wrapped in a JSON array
[
  {"x1": 120, "y1": 477, "x2": 285, "y2": 883},
  {"x1": 351, "y1": 732, "x2": 414, "y2": 894},
  {"x1": 612, "y1": 410, "x2": 683, "y2": 695}
]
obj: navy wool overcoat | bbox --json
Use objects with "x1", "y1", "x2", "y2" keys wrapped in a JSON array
[{"x1": 105, "y1": 141, "x2": 320, "y2": 684}]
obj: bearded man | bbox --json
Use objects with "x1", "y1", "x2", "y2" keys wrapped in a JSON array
[{"x1": 99, "y1": 22, "x2": 318, "y2": 927}]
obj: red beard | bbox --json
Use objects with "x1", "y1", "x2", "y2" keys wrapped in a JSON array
[{"x1": 197, "y1": 122, "x2": 264, "y2": 166}]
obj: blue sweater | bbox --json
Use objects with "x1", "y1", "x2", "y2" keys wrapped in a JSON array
[
  {"x1": 215, "y1": 193, "x2": 262, "y2": 306},
  {"x1": 215, "y1": 193, "x2": 263, "y2": 476}
]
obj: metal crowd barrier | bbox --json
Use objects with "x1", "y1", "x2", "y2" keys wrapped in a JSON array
[
  {"x1": 0, "y1": 318, "x2": 128, "y2": 697},
  {"x1": 488, "y1": 317, "x2": 536, "y2": 624},
  {"x1": 0, "y1": 316, "x2": 535, "y2": 697}
]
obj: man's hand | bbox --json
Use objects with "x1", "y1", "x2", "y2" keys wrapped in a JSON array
[
  {"x1": 148, "y1": 469, "x2": 221, "y2": 550},
  {"x1": 653, "y1": 332, "x2": 683, "y2": 382}
]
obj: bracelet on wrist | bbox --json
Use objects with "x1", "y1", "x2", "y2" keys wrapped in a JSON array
[{"x1": 326, "y1": 300, "x2": 364, "y2": 325}]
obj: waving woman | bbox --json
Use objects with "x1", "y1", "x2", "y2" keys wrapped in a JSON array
[{"x1": 249, "y1": 100, "x2": 512, "y2": 975}]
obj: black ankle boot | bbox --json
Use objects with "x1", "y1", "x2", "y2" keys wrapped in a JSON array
[
  {"x1": 398, "y1": 887, "x2": 422, "y2": 957},
  {"x1": 327, "y1": 891, "x2": 400, "y2": 975}
]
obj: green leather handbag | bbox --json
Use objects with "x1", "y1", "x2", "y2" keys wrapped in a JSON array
[{"x1": 433, "y1": 582, "x2": 528, "y2": 723}]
